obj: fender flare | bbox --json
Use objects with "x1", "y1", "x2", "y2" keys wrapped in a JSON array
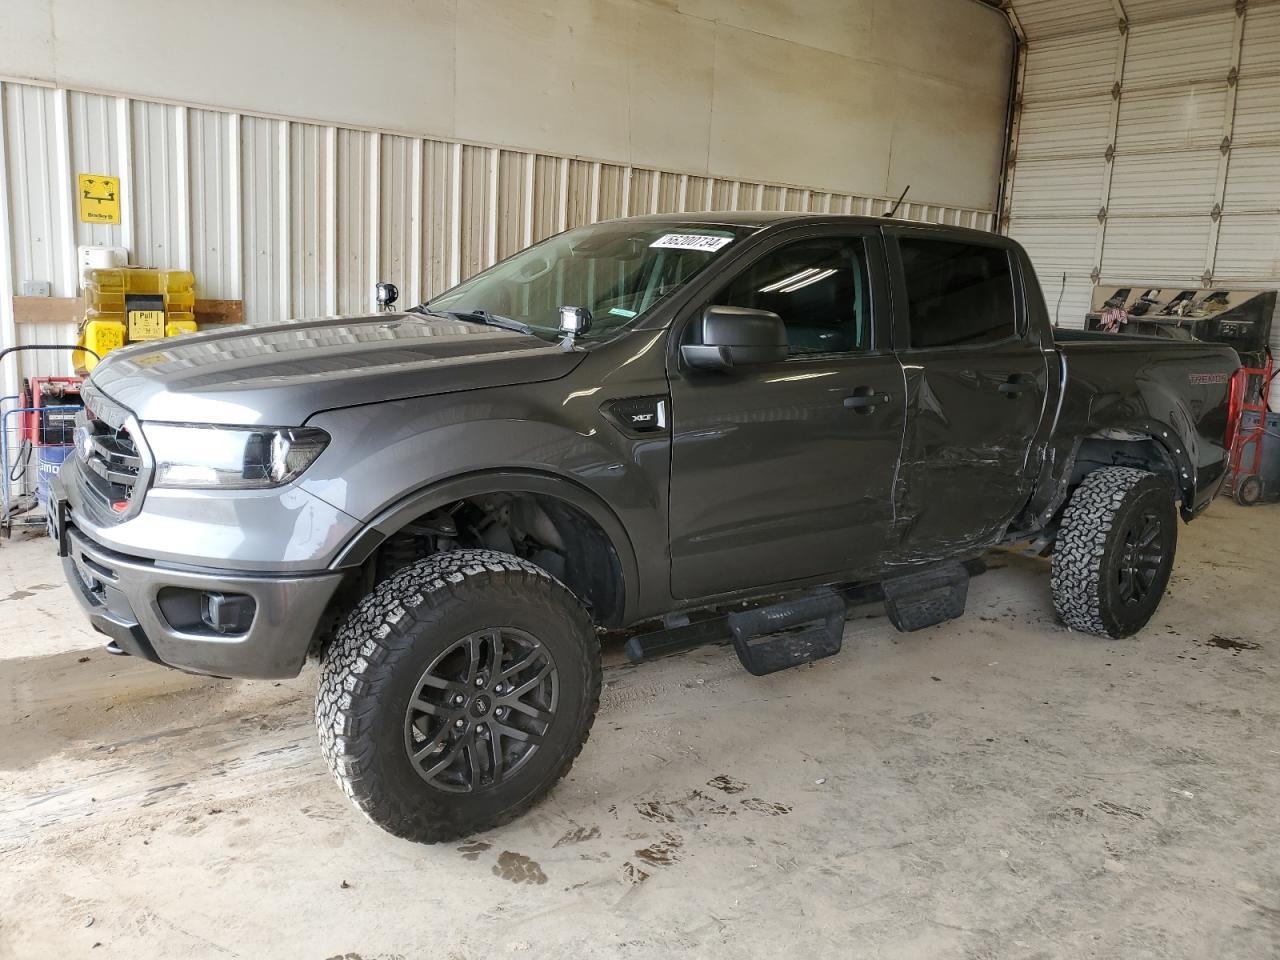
[
  {"x1": 329, "y1": 467, "x2": 641, "y2": 620},
  {"x1": 1097, "y1": 418, "x2": 1199, "y2": 510},
  {"x1": 1033, "y1": 420, "x2": 1199, "y2": 528}
]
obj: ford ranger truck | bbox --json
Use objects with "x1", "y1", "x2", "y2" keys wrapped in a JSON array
[{"x1": 51, "y1": 214, "x2": 1239, "y2": 843}]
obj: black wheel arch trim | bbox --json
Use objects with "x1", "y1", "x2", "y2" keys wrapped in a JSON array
[
  {"x1": 330, "y1": 468, "x2": 640, "y2": 623},
  {"x1": 1028, "y1": 418, "x2": 1201, "y2": 530}
]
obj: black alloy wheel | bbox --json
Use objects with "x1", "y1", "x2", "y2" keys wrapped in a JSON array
[
  {"x1": 404, "y1": 627, "x2": 558, "y2": 793},
  {"x1": 1114, "y1": 509, "x2": 1165, "y2": 606}
]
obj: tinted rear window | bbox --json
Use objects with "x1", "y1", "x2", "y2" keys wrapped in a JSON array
[{"x1": 900, "y1": 239, "x2": 1016, "y2": 349}]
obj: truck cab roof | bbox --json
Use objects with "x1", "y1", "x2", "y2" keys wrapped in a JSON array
[{"x1": 619, "y1": 211, "x2": 1001, "y2": 244}]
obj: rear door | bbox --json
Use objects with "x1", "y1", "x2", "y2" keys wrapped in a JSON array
[
  {"x1": 667, "y1": 226, "x2": 906, "y2": 600},
  {"x1": 886, "y1": 229, "x2": 1051, "y2": 557}
]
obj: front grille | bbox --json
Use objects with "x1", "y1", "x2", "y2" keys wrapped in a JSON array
[
  {"x1": 76, "y1": 384, "x2": 147, "y2": 516},
  {"x1": 83, "y1": 420, "x2": 141, "y2": 492}
]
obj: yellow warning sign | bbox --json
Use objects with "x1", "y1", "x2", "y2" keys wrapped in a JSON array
[
  {"x1": 127, "y1": 309, "x2": 165, "y2": 340},
  {"x1": 78, "y1": 173, "x2": 121, "y2": 224}
]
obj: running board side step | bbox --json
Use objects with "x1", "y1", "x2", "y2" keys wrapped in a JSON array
[
  {"x1": 623, "y1": 588, "x2": 850, "y2": 675},
  {"x1": 622, "y1": 614, "x2": 731, "y2": 663},
  {"x1": 622, "y1": 563, "x2": 975, "y2": 670},
  {"x1": 726, "y1": 588, "x2": 846, "y2": 676},
  {"x1": 880, "y1": 561, "x2": 969, "y2": 632}
]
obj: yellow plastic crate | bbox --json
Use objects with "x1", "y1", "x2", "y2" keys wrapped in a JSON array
[
  {"x1": 76, "y1": 267, "x2": 198, "y2": 373},
  {"x1": 76, "y1": 319, "x2": 125, "y2": 372}
]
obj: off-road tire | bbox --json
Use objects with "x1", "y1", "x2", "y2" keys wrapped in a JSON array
[
  {"x1": 1050, "y1": 467, "x2": 1177, "y2": 639},
  {"x1": 316, "y1": 549, "x2": 600, "y2": 843}
]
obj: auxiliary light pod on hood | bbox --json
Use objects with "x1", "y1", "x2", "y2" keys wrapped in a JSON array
[{"x1": 558, "y1": 305, "x2": 593, "y2": 351}]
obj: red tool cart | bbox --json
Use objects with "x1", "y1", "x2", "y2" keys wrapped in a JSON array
[
  {"x1": 1, "y1": 345, "x2": 91, "y2": 539},
  {"x1": 1225, "y1": 353, "x2": 1276, "y2": 506},
  {"x1": 19, "y1": 376, "x2": 84, "y2": 509}
]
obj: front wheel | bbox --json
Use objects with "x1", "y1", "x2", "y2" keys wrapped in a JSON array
[
  {"x1": 1050, "y1": 467, "x2": 1177, "y2": 638},
  {"x1": 316, "y1": 549, "x2": 601, "y2": 843}
]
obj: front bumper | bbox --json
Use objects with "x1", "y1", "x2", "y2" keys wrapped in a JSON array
[
  {"x1": 58, "y1": 521, "x2": 345, "y2": 680},
  {"x1": 55, "y1": 450, "x2": 362, "y2": 574}
]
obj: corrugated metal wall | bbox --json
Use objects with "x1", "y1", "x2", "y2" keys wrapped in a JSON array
[
  {"x1": 1004, "y1": 0, "x2": 1280, "y2": 350},
  {"x1": 0, "y1": 79, "x2": 997, "y2": 398}
]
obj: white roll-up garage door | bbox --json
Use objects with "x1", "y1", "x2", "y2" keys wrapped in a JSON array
[{"x1": 1004, "y1": 0, "x2": 1280, "y2": 352}]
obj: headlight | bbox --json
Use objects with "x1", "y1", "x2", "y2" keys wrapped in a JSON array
[{"x1": 142, "y1": 423, "x2": 329, "y2": 489}]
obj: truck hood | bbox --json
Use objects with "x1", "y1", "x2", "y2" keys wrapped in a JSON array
[{"x1": 88, "y1": 313, "x2": 582, "y2": 425}]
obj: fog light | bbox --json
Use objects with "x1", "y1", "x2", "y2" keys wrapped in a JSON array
[{"x1": 200, "y1": 591, "x2": 255, "y2": 634}]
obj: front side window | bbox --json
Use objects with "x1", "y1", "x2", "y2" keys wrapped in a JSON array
[
  {"x1": 426, "y1": 221, "x2": 756, "y2": 344},
  {"x1": 899, "y1": 238, "x2": 1016, "y2": 349},
  {"x1": 714, "y1": 237, "x2": 872, "y2": 355}
]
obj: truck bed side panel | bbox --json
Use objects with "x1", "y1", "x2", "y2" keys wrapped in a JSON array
[{"x1": 1050, "y1": 338, "x2": 1237, "y2": 515}]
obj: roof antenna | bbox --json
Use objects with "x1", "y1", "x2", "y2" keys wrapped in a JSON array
[
  {"x1": 1055, "y1": 271, "x2": 1066, "y2": 328},
  {"x1": 885, "y1": 185, "x2": 910, "y2": 218}
]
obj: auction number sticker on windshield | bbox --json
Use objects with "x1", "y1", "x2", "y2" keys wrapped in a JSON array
[{"x1": 649, "y1": 233, "x2": 733, "y2": 252}]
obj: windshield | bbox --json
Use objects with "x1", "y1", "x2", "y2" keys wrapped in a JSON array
[{"x1": 424, "y1": 221, "x2": 756, "y2": 343}]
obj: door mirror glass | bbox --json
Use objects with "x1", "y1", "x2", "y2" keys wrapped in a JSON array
[{"x1": 681, "y1": 305, "x2": 788, "y2": 371}]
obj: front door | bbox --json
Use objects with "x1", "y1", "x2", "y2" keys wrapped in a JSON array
[
  {"x1": 886, "y1": 230, "x2": 1051, "y2": 558},
  {"x1": 667, "y1": 229, "x2": 906, "y2": 600}
]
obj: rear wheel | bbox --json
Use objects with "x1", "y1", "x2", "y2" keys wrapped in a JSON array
[
  {"x1": 1050, "y1": 467, "x2": 1177, "y2": 638},
  {"x1": 316, "y1": 549, "x2": 600, "y2": 843}
]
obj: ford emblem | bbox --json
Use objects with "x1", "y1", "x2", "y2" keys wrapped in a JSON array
[{"x1": 75, "y1": 422, "x2": 94, "y2": 461}]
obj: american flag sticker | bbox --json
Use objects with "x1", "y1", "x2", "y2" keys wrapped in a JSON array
[{"x1": 649, "y1": 233, "x2": 734, "y2": 252}]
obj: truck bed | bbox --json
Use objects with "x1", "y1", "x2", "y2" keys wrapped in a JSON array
[
  {"x1": 1047, "y1": 329, "x2": 1239, "y2": 517},
  {"x1": 1052, "y1": 327, "x2": 1208, "y2": 348}
]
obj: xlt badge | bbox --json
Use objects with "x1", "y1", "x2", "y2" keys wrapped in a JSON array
[{"x1": 605, "y1": 396, "x2": 669, "y2": 435}]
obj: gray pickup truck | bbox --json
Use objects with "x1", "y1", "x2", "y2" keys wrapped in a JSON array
[{"x1": 52, "y1": 213, "x2": 1238, "y2": 843}]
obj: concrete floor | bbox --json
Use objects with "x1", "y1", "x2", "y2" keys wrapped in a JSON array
[{"x1": 0, "y1": 501, "x2": 1277, "y2": 960}]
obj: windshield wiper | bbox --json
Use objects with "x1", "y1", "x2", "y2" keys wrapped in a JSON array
[{"x1": 411, "y1": 306, "x2": 538, "y2": 337}]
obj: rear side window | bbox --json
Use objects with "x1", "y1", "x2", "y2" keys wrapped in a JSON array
[
  {"x1": 899, "y1": 239, "x2": 1015, "y2": 349},
  {"x1": 715, "y1": 237, "x2": 871, "y2": 355}
]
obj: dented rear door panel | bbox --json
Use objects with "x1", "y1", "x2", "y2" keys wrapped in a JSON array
[
  {"x1": 893, "y1": 342, "x2": 1051, "y2": 557},
  {"x1": 883, "y1": 229, "x2": 1053, "y2": 561}
]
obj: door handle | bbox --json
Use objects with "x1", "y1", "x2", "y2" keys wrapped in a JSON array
[
  {"x1": 998, "y1": 379, "x2": 1031, "y2": 396},
  {"x1": 843, "y1": 389, "x2": 891, "y2": 413}
]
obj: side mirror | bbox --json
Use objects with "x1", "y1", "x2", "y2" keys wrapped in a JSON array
[{"x1": 680, "y1": 305, "x2": 787, "y2": 371}]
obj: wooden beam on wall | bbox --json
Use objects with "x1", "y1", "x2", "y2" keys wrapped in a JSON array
[{"x1": 12, "y1": 297, "x2": 244, "y2": 326}]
